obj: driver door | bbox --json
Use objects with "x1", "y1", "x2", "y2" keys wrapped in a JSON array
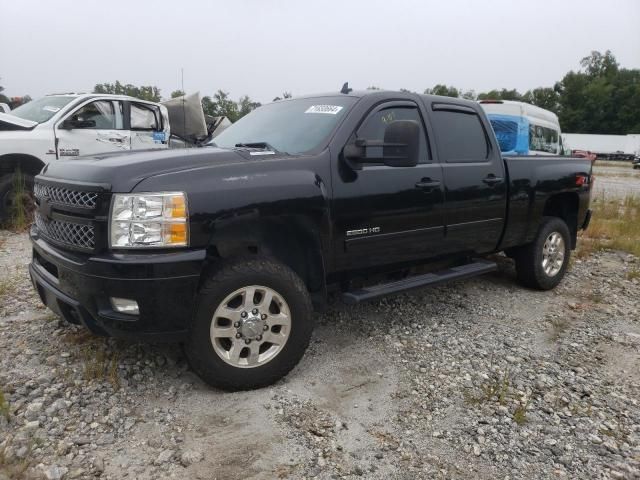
[
  {"x1": 55, "y1": 100, "x2": 130, "y2": 158},
  {"x1": 332, "y1": 101, "x2": 445, "y2": 271}
]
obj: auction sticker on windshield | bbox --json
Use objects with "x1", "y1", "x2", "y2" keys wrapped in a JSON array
[{"x1": 305, "y1": 105, "x2": 344, "y2": 114}]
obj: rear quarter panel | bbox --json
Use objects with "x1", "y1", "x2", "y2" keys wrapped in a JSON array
[{"x1": 499, "y1": 156, "x2": 593, "y2": 250}]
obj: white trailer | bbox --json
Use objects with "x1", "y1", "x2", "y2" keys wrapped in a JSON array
[{"x1": 561, "y1": 133, "x2": 640, "y2": 160}]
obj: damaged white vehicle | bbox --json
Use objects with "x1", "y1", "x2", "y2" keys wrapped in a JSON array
[
  {"x1": 0, "y1": 92, "x2": 229, "y2": 221},
  {"x1": 0, "y1": 93, "x2": 170, "y2": 220}
]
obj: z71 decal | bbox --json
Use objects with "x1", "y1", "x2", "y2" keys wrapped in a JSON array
[{"x1": 346, "y1": 227, "x2": 381, "y2": 237}]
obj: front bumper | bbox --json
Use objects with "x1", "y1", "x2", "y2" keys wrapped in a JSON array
[{"x1": 29, "y1": 227, "x2": 206, "y2": 341}]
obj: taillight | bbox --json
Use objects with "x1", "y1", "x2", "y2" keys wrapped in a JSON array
[{"x1": 575, "y1": 174, "x2": 593, "y2": 189}]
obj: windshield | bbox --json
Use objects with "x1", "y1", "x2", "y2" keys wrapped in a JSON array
[
  {"x1": 210, "y1": 96, "x2": 357, "y2": 154},
  {"x1": 9, "y1": 96, "x2": 75, "y2": 123}
]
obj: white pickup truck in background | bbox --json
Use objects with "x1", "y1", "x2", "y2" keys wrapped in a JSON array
[
  {"x1": 0, "y1": 93, "x2": 171, "y2": 221},
  {"x1": 0, "y1": 92, "x2": 230, "y2": 222}
]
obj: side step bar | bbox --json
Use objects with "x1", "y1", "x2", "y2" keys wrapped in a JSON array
[{"x1": 342, "y1": 259, "x2": 497, "y2": 304}]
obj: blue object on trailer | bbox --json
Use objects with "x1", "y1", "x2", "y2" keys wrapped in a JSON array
[{"x1": 486, "y1": 113, "x2": 529, "y2": 155}]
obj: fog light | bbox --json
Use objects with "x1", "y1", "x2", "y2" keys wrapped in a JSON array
[{"x1": 110, "y1": 297, "x2": 139, "y2": 315}]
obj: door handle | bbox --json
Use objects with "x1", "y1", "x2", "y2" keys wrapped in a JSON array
[
  {"x1": 415, "y1": 178, "x2": 441, "y2": 189},
  {"x1": 483, "y1": 174, "x2": 503, "y2": 185}
]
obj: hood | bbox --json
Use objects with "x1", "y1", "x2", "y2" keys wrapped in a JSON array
[
  {"x1": 39, "y1": 147, "x2": 264, "y2": 192},
  {"x1": 0, "y1": 112, "x2": 38, "y2": 130}
]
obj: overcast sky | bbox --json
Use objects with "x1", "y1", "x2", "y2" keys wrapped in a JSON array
[{"x1": 1, "y1": 0, "x2": 639, "y2": 103}]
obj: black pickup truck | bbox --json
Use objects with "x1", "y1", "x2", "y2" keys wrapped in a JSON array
[{"x1": 29, "y1": 89, "x2": 593, "y2": 390}]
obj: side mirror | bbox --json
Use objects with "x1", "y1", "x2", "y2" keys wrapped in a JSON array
[
  {"x1": 343, "y1": 120, "x2": 420, "y2": 168},
  {"x1": 59, "y1": 118, "x2": 96, "y2": 130},
  {"x1": 382, "y1": 120, "x2": 420, "y2": 167}
]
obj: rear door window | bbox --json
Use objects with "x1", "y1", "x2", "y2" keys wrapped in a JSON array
[
  {"x1": 130, "y1": 103, "x2": 161, "y2": 131},
  {"x1": 431, "y1": 108, "x2": 489, "y2": 162}
]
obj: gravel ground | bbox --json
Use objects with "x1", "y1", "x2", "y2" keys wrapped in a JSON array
[{"x1": 1, "y1": 229, "x2": 640, "y2": 480}]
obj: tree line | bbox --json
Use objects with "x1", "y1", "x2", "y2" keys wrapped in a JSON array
[
  {"x1": 0, "y1": 81, "x2": 32, "y2": 109},
  {"x1": 93, "y1": 82, "x2": 291, "y2": 123},
  {"x1": 2, "y1": 51, "x2": 638, "y2": 134},
  {"x1": 416, "y1": 51, "x2": 640, "y2": 135}
]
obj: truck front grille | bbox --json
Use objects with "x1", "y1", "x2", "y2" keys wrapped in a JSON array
[
  {"x1": 34, "y1": 183, "x2": 98, "y2": 209},
  {"x1": 35, "y1": 212, "x2": 95, "y2": 250}
]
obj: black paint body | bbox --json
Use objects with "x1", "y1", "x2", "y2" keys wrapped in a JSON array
[{"x1": 29, "y1": 91, "x2": 593, "y2": 340}]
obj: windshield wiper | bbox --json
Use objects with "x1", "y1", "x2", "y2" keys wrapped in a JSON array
[{"x1": 234, "y1": 142, "x2": 281, "y2": 153}]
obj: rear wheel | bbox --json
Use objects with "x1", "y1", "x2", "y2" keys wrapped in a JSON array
[
  {"x1": 514, "y1": 216, "x2": 571, "y2": 290},
  {"x1": 185, "y1": 257, "x2": 314, "y2": 391}
]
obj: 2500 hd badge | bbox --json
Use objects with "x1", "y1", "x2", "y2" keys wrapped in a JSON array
[{"x1": 346, "y1": 227, "x2": 381, "y2": 237}]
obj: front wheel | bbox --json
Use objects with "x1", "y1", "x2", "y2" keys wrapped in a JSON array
[
  {"x1": 185, "y1": 257, "x2": 314, "y2": 391},
  {"x1": 514, "y1": 217, "x2": 571, "y2": 290}
]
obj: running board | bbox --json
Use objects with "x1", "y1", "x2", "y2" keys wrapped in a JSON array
[{"x1": 342, "y1": 259, "x2": 497, "y2": 304}]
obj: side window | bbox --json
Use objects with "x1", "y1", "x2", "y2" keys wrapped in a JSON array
[
  {"x1": 68, "y1": 101, "x2": 116, "y2": 129},
  {"x1": 431, "y1": 109, "x2": 489, "y2": 163},
  {"x1": 357, "y1": 106, "x2": 430, "y2": 162},
  {"x1": 130, "y1": 103, "x2": 160, "y2": 131},
  {"x1": 529, "y1": 123, "x2": 559, "y2": 154}
]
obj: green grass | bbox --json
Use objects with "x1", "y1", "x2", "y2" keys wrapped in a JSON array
[{"x1": 578, "y1": 193, "x2": 640, "y2": 258}]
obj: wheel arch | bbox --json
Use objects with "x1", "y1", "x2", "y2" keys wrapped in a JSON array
[
  {"x1": 202, "y1": 216, "x2": 327, "y2": 302},
  {"x1": 542, "y1": 192, "x2": 579, "y2": 249},
  {"x1": 0, "y1": 153, "x2": 46, "y2": 178}
]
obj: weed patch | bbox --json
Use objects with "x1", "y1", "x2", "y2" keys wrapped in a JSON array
[
  {"x1": 0, "y1": 441, "x2": 32, "y2": 479},
  {"x1": 579, "y1": 193, "x2": 640, "y2": 257},
  {"x1": 513, "y1": 398, "x2": 530, "y2": 425},
  {"x1": 0, "y1": 388, "x2": 10, "y2": 420},
  {"x1": 464, "y1": 371, "x2": 511, "y2": 406},
  {"x1": 79, "y1": 343, "x2": 120, "y2": 390},
  {"x1": 626, "y1": 269, "x2": 640, "y2": 281},
  {"x1": 0, "y1": 276, "x2": 18, "y2": 305},
  {"x1": 7, "y1": 169, "x2": 34, "y2": 232}
]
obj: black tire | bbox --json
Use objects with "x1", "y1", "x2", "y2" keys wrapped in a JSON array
[
  {"x1": 514, "y1": 216, "x2": 571, "y2": 290},
  {"x1": 0, "y1": 172, "x2": 35, "y2": 225},
  {"x1": 185, "y1": 256, "x2": 314, "y2": 391}
]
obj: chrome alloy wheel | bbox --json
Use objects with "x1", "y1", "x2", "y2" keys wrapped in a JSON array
[
  {"x1": 210, "y1": 285, "x2": 291, "y2": 368},
  {"x1": 542, "y1": 232, "x2": 565, "y2": 277}
]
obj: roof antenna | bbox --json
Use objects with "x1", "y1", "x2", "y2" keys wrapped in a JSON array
[{"x1": 340, "y1": 82, "x2": 352, "y2": 94}]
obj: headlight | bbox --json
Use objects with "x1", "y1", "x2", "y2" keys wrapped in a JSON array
[{"x1": 109, "y1": 192, "x2": 188, "y2": 248}]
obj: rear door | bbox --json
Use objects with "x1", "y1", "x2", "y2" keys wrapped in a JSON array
[
  {"x1": 55, "y1": 100, "x2": 130, "y2": 158},
  {"x1": 332, "y1": 101, "x2": 445, "y2": 271},
  {"x1": 428, "y1": 102, "x2": 507, "y2": 254},
  {"x1": 128, "y1": 102, "x2": 168, "y2": 150}
]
